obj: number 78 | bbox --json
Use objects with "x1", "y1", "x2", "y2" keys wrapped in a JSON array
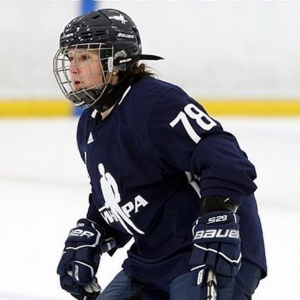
[{"x1": 169, "y1": 103, "x2": 217, "y2": 143}]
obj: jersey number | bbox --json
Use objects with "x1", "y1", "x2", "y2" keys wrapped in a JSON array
[{"x1": 169, "y1": 104, "x2": 217, "y2": 143}]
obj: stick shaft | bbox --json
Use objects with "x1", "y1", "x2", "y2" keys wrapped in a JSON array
[{"x1": 207, "y1": 270, "x2": 217, "y2": 300}]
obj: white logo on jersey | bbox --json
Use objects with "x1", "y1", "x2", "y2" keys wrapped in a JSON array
[{"x1": 98, "y1": 163, "x2": 147, "y2": 235}]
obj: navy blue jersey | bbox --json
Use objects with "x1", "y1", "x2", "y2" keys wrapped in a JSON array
[{"x1": 77, "y1": 78, "x2": 267, "y2": 282}]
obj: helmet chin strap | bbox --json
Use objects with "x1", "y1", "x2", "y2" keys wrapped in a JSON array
[
  {"x1": 68, "y1": 89, "x2": 102, "y2": 108},
  {"x1": 67, "y1": 72, "x2": 129, "y2": 111},
  {"x1": 92, "y1": 72, "x2": 132, "y2": 112}
]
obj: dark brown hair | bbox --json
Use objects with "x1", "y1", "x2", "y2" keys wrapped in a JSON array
[{"x1": 132, "y1": 63, "x2": 156, "y2": 78}]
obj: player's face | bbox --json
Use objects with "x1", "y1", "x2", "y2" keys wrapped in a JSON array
[{"x1": 68, "y1": 49, "x2": 104, "y2": 91}]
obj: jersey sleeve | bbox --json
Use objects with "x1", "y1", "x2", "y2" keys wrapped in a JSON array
[{"x1": 147, "y1": 86, "x2": 257, "y2": 204}]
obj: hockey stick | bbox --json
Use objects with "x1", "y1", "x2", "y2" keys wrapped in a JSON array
[{"x1": 207, "y1": 270, "x2": 217, "y2": 300}]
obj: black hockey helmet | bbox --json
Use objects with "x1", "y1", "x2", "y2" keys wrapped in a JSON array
[
  {"x1": 60, "y1": 9, "x2": 142, "y2": 70},
  {"x1": 53, "y1": 8, "x2": 162, "y2": 110}
]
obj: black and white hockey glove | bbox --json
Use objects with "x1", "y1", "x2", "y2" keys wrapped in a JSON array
[
  {"x1": 57, "y1": 218, "x2": 115, "y2": 300},
  {"x1": 190, "y1": 211, "x2": 241, "y2": 289}
]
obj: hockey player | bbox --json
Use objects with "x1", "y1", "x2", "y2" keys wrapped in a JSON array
[{"x1": 53, "y1": 8, "x2": 267, "y2": 300}]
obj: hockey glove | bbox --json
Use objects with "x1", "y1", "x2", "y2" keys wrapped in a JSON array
[
  {"x1": 190, "y1": 211, "x2": 241, "y2": 289},
  {"x1": 57, "y1": 218, "x2": 115, "y2": 300}
]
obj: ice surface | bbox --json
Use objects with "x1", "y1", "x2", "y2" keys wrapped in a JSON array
[{"x1": 0, "y1": 117, "x2": 299, "y2": 300}]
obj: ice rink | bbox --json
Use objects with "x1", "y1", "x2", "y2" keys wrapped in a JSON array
[{"x1": 1, "y1": 116, "x2": 299, "y2": 300}]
